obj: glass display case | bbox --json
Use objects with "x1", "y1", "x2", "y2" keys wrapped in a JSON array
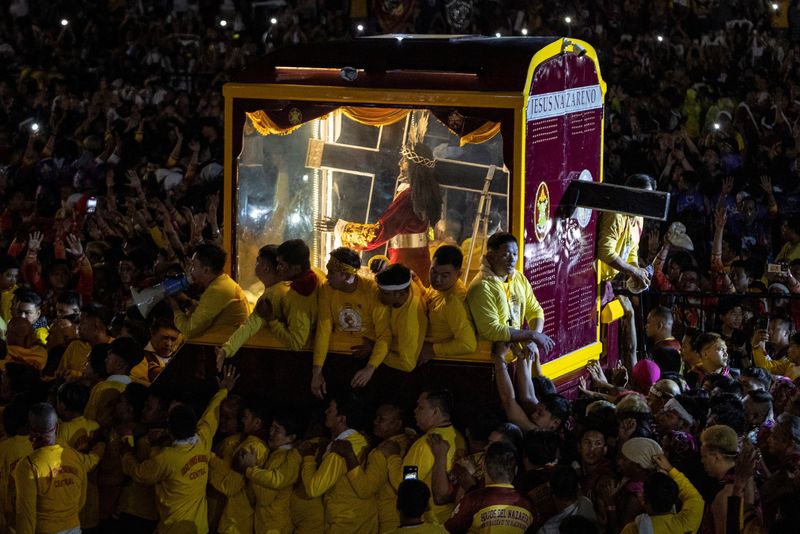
[{"x1": 235, "y1": 108, "x2": 509, "y2": 301}]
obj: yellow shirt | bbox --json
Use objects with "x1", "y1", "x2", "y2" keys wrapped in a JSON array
[
  {"x1": 290, "y1": 438, "x2": 325, "y2": 534},
  {"x1": 425, "y1": 280, "x2": 477, "y2": 356},
  {"x1": 247, "y1": 445, "x2": 302, "y2": 534},
  {"x1": 346, "y1": 433, "x2": 411, "y2": 533},
  {"x1": 121, "y1": 388, "x2": 228, "y2": 534},
  {"x1": 313, "y1": 277, "x2": 390, "y2": 367},
  {"x1": 460, "y1": 237, "x2": 487, "y2": 285},
  {"x1": 466, "y1": 263, "x2": 544, "y2": 342},
  {"x1": 208, "y1": 434, "x2": 269, "y2": 534},
  {"x1": 174, "y1": 273, "x2": 250, "y2": 340},
  {"x1": 301, "y1": 430, "x2": 378, "y2": 534},
  {"x1": 775, "y1": 241, "x2": 800, "y2": 264},
  {"x1": 1, "y1": 285, "x2": 17, "y2": 323},
  {"x1": 14, "y1": 442, "x2": 104, "y2": 534},
  {"x1": 620, "y1": 468, "x2": 704, "y2": 534},
  {"x1": 84, "y1": 376, "x2": 130, "y2": 428},
  {"x1": 6, "y1": 344, "x2": 48, "y2": 371},
  {"x1": 267, "y1": 273, "x2": 322, "y2": 351},
  {"x1": 208, "y1": 433, "x2": 245, "y2": 533},
  {"x1": 55, "y1": 340, "x2": 92, "y2": 380},
  {"x1": 117, "y1": 435, "x2": 159, "y2": 522},
  {"x1": 56, "y1": 416, "x2": 99, "y2": 452},
  {"x1": 221, "y1": 282, "x2": 289, "y2": 357},
  {"x1": 371, "y1": 282, "x2": 428, "y2": 371},
  {"x1": 393, "y1": 425, "x2": 466, "y2": 524},
  {"x1": 57, "y1": 417, "x2": 100, "y2": 529},
  {"x1": 0, "y1": 435, "x2": 33, "y2": 533},
  {"x1": 752, "y1": 346, "x2": 795, "y2": 377},
  {"x1": 597, "y1": 211, "x2": 643, "y2": 282}
]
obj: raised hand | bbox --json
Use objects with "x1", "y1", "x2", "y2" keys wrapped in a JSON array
[
  {"x1": 28, "y1": 231, "x2": 44, "y2": 254},
  {"x1": 217, "y1": 364, "x2": 240, "y2": 391},
  {"x1": 612, "y1": 359, "x2": 629, "y2": 387},
  {"x1": 720, "y1": 176, "x2": 734, "y2": 196},
  {"x1": 126, "y1": 169, "x2": 142, "y2": 190},
  {"x1": 653, "y1": 453, "x2": 673, "y2": 473},
  {"x1": 65, "y1": 234, "x2": 84, "y2": 257},
  {"x1": 759, "y1": 175, "x2": 773, "y2": 194}
]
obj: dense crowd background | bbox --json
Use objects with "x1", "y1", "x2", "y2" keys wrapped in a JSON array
[{"x1": 1, "y1": 1, "x2": 800, "y2": 534}]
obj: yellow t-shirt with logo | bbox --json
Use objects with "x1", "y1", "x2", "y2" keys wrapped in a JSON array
[{"x1": 313, "y1": 277, "x2": 390, "y2": 367}]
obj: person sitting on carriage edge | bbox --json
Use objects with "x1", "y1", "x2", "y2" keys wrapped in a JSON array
[
  {"x1": 311, "y1": 247, "x2": 391, "y2": 398},
  {"x1": 350, "y1": 264, "x2": 428, "y2": 388},
  {"x1": 418, "y1": 245, "x2": 477, "y2": 365},
  {"x1": 466, "y1": 231, "x2": 554, "y2": 359},
  {"x1": 169, "y1": 244, "x2": 249, "y2": 340},
  {"x1": 216, "y1": 240, "x2": 321, "y2": 369},
  {"x1": 217, "y1": 244, "x2": 289, "y2": 366}
]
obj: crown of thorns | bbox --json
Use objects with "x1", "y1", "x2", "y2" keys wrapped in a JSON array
[{"x1": 401, "y1": 145, "x2": 436, "y2": 168}]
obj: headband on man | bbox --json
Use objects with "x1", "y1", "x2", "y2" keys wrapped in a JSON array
[{"x1": 328, "y1": 256, "x2": 358, "y2": 275}]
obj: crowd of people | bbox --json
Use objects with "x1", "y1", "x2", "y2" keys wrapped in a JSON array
[{"x1": 1, "y1": 0, "x2": 800, "y2": 534}]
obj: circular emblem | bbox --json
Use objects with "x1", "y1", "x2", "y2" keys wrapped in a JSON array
[
  {"x1": 446, "y1": 0, "x2": 473, "y2": 32},
  {"x1": 534, "y1": 182, "x2": 551, "y2": 242},
  {"x1": 574, "y1": 169, "x2": 594, "y2": 228},
  {"x1": 287, "y1": 107, "x2": 303, "y2": 126},
  {"x1": 338, "y1": 305, "x2": 363, "y2": 332},
  {"x1": 447, "y1": 110, "x2": 465, "y2": 133}
]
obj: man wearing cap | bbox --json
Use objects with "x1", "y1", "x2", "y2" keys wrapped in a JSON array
[
  {"x1": 700, "y1": 425, "x2": 740, "y2": 534},
  {"x1": 619, "y1": 454, "x2": 704, "y2": 534},
  {"x1": 310, "y1": 247, "x2": 391, "y2": 398},
  {"x1": 351, "y1": 264, "x2": 427, "y2": 388},
  {"x1": 647, "y1": 379, "x2": 681, "y2": 415},
  {"x1": 611, "y1": 437, "x2": 664, "y2": 533},
  {"x1": 655, "y1": 397, "x2": 695, "y2": 435}
]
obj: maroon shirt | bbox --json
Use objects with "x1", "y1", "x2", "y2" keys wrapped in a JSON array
[{"x1": 445, "y1": 483, "x2": 533, "y2": 533}]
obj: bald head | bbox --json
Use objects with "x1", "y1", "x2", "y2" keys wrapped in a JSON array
[
  {"x1": 653, "y1": 379, "x2": 681, "y2": 398},
  {"x1": 646, "y1": 306, "x2": 674, "y2": 340},
  {"x1": 28, "y1": 403, "x2": 58, "y2": 448}
]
